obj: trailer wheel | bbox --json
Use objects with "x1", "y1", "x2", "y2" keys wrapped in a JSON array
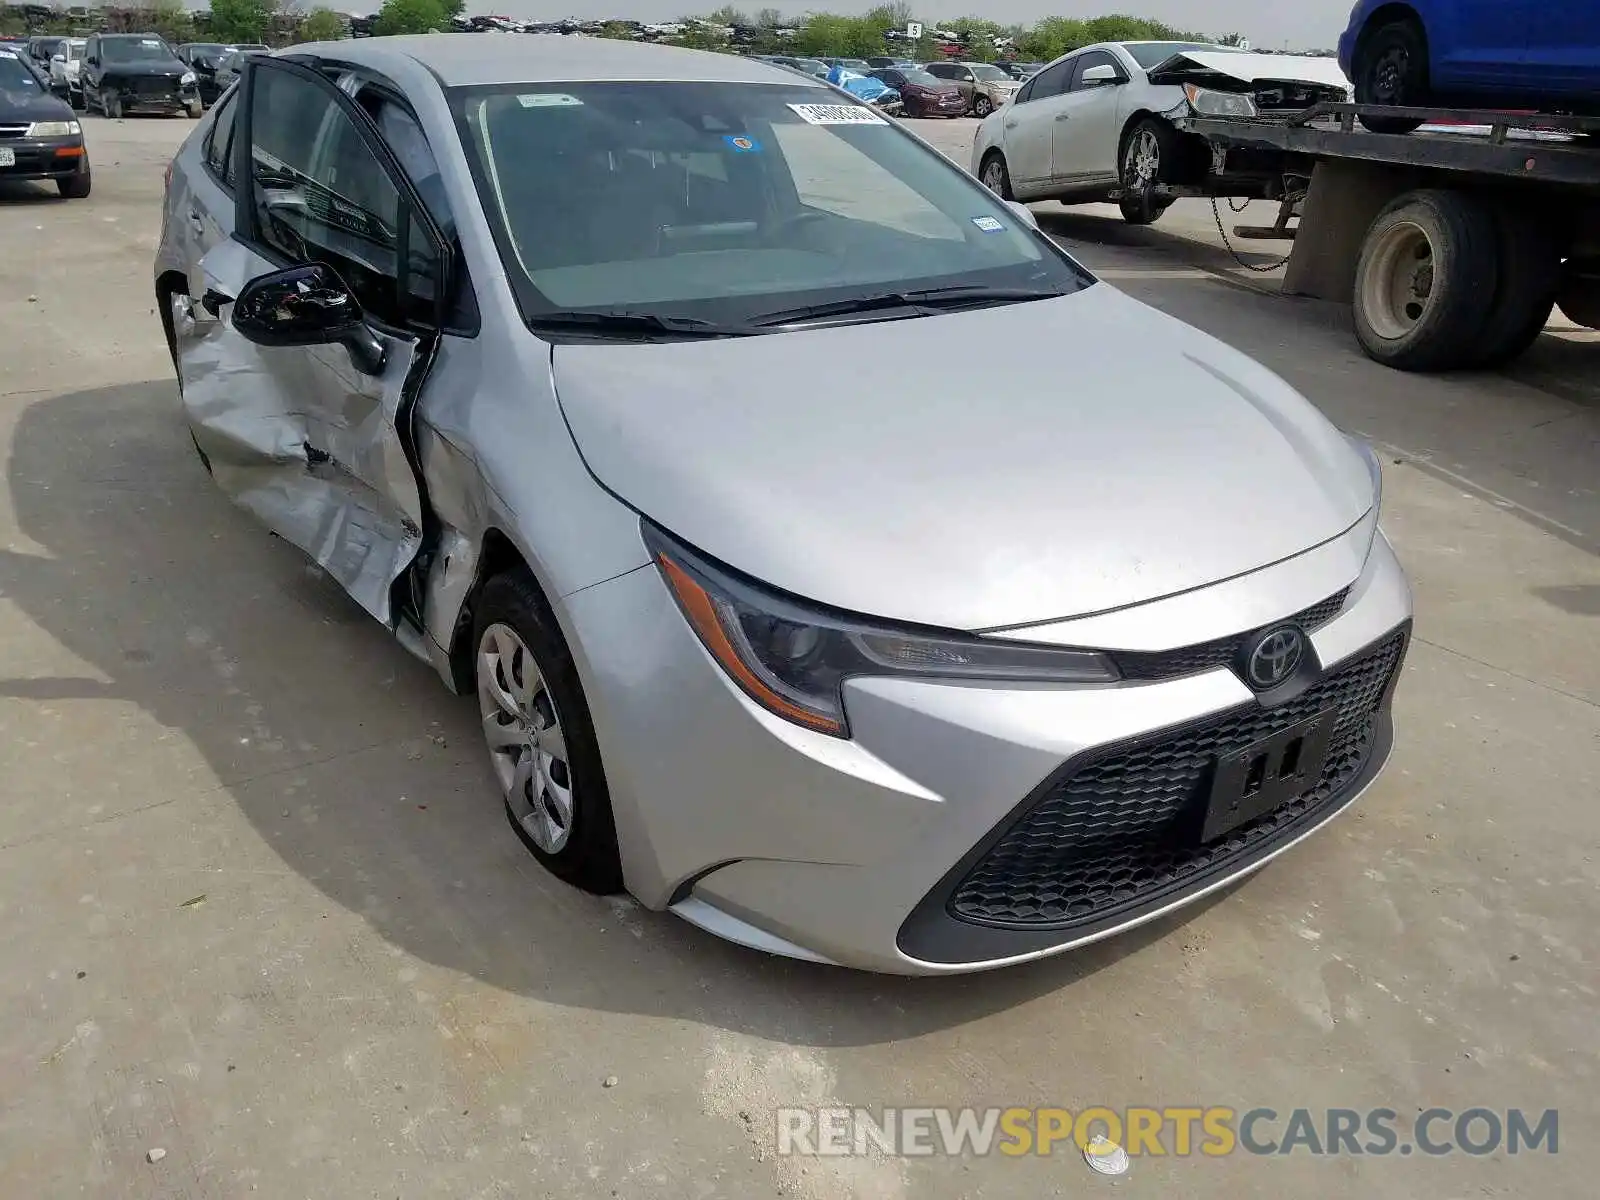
[
  {"x1": 1555, "y1": 260, "x2": 1600, "y2": 330},
  {"x1": 1352, "y1": 189, "x2": 1498, "y2": 371},
  {"x1": 1353, "y1": 18, "x2": 1428, "y2": 134},
  {"x1": 1469, "y1": 207, "x2": 1561, "y2": 367}
]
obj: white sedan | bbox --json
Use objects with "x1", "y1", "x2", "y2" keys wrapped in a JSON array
[{"x1": 971, "y1": 40, "x2": 1349, "y2": 224}]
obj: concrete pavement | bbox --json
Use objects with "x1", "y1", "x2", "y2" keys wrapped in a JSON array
[{"x1": 1, "y1": 111, "x2": 1596, "y2": 1199}]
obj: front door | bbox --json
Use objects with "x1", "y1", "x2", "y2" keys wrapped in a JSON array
[
  {"x1": 173, "y1": 56, "x2": 444, "y2": 627},
  {"x1": 1522, "y1": 0, "x2": 1600, "y2": 95},
  {"x1": 1440, "y1": 1, "x2": 1536, "y2": 87},
  {"x1": 1050, "y1": 51, "x2": 1130, "y2": 184}
]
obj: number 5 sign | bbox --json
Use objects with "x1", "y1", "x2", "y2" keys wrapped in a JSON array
[{"x1": 906, "y1": 21, "x2": 923, "y2": 39}]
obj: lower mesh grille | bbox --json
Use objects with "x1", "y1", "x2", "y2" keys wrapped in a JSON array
[{"x1": 949, "y1": 632, "x2": 1404, "y2": 930}]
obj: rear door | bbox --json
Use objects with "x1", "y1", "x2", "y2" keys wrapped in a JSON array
[
  {"x1": 1436, "y1": 1, "x2": 1536, "y2": 87},
  {"x1": 1002, "y1": 57, "x2": 1073, "y2": 192},
  {"x1": 174, "y1": 56, "x2": 446, "y2": 627}
]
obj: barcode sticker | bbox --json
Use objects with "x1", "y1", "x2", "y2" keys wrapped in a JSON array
[{"x1": 786, "y1": 103, "x2": 887, "y2": 126}]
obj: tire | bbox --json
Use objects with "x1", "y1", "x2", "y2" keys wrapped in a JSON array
[
  {"x1": 1118, "y1": 195, "x2": 1173, "y2": 226},
  {"x1": 972, "y1": 94, "x2": 993, "y2": 118},
  {"x1": 1468, "y1": 206, "x2": 1561, "y2": 367},
  {"x1": 1555, "y1": 261, "x2": 1600, "y2": 330},
  {"x1": 57, "y1": 162, "x2": 91, "y2": 199},
  {"x1": 1118, "y1": 117, "x2": 1178, "y2": 225},
  {"x1": 1353, "y1": 18, "x2": 1429, "y2": 134},
  {"x1": 186, "y1": 100, "x2": 203, "y2": 119},
  {"x1": 69, "y1": 88, "x2": 84, "y2": 112},
  {"x1": 473, "y1": 569, "x2": 623, "y2": 894},
  {"x1": 105, "y1": 94, "x2": 122, "y2": 119},
  {"x1": 1352, "y1": 189, "x2": 1499, "y2": 372},
  {"x1": 978, "y1": 150, "x2": 1012, "y2": 200}
]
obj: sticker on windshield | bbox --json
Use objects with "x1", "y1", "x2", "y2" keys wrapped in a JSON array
[
  {"x1": 141, "y1": 39, "x2": 161, "y2": 47},
  {"x1": 786, "y1": 102, "x2": 887, "y2": 126},
  {"x1": 722, "y1": 134, "x2": 762, "y2": 152},
  {"x1": 517, "y1": 92, "x2": 583, "y2": 108},
  {"x1": 971, "y1": 216, "x2": 1006, "y2": 233}
]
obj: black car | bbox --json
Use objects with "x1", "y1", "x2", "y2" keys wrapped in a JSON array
[
  {"x1": 81, "y1": 33, "x2": 202, "y2": 119},
  {"x1": 0, "y1": 46, "x2": 91, "y2": 198},
  {"x1": 178, "y1": 41, "x2": 267, "y2": 106}
]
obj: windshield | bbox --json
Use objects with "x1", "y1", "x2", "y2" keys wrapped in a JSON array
[
  {"x1": 102, "y1": 37, "x2": 178, "y2": 64},
  {"x1": 0, "y1": 51, "x2": 40, "y2": 90},
  {"x1": 898, "y1": 69, "x2": 941, "y2": 86},
  {"x1": 190, "y1": 43, "x2": 226, "y2": 58},
  {"x1": 452, "y1": 81, "x2": 1090, "y2": 330},
  {"x1": 968, "y1": 63, "x2": 1010, "y2": 82},
  {"x1": 1125, "y1": 42, "x2": 1234, "y2": 69},
  {"x1": 67, "y1": 39, "x2": 86, "y2": 57}
]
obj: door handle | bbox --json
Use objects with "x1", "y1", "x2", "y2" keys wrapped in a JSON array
[
  {"x1": 200, "y1": 287, "x2": 233, "y2": 317},
  {"x1": 1054, "y1": 113, "x2": 1072, "y2": 122}
]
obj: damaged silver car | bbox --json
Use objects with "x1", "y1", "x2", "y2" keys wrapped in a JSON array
[{"x1": 156, "y1": 35, "x2": 1411, "y2": 974}]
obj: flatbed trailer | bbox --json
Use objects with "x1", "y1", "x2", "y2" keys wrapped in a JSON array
[{"x1": 1175, "y1": 103, "x2": 1600, "y2": 372}]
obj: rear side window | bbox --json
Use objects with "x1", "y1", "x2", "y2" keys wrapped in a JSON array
[{"x1": 203, "y1": 93, "x2": 237, "y2": 187}]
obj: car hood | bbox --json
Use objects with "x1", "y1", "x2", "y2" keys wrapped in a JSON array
[
  {"x1": 1148, "y1": 50, "x2": 1350, "y2": 90},
  {"x1": 0, "y1": 86, "x2": 73, "y2": 122},
  {"x1": 551, "y1": 286, "x2": 1373, "y2": 631}
]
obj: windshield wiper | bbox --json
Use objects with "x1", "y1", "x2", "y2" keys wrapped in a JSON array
[
  {"x1": 745, "y1": 285, "x2": 1068, "y2": 328},
  {"x1": 529, "y1": 309, "x2": 755, "y2": 339}
]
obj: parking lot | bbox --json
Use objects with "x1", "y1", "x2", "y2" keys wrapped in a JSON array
[{"x1": 1, "y1": 110, "x2": 1596, "y2": 1198}]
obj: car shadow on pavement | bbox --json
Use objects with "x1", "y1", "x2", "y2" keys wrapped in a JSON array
[
  {"x1": 0, "y1": 180, "x2": 67, "y2": 206},
  {"x1": 0, "y1": 381, "x2": 1231, "y2": 1047},
  {"x1": 1034, "y1": 206, "x2": 1292, "y2": 273}
]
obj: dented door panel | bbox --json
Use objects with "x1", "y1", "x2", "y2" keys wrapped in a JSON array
[{"x1": 172, "y1": 239, "x2": 427, "y2": 627}]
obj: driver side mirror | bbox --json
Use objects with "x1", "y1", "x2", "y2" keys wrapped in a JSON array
[
  {"x1": 1080, "y1": 64, "x2": 1124, "y2": 86},
  {"x1": 51, "y1": 53, "x2": 65, "y2": 64},
  {"x1": 232, "y1": 263, "x2": 387, "y2": 376}
]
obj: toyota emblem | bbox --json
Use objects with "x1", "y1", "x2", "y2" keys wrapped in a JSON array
[{"x1": 1245, "y1": 626, "x2": 1304, "y2": 690}]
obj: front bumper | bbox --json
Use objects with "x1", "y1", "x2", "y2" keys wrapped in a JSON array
[
  {"x1": 0, "y1": 135, "x2": 88, "y2": 182},
  {"x1": 564, "y1": 527, "x2": 1412, "y2": 975},
  {"x1": 103, "y1": 79, "x2": 198, "y2": 112}
]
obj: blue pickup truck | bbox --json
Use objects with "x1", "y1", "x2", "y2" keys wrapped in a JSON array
[{"x1": 1340, "y1": 0, "x2": 1600, "y2": 131}]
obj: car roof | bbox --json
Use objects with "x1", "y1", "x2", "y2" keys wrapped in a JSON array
[
  {"x1": 286, "y1": 33, "x2": 832, "y2": 90},
  {"x1": 102, "y1": 32, "x2": 168, "y2": 40}
]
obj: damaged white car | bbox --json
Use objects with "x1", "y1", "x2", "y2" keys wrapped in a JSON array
[{"x1": 972, "y1": 40, "x2": 1350, "y2": 224}]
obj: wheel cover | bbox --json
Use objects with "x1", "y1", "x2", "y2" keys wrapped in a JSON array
[
  {"x1": 981, "y1": 158, "x2": 1005, "y2": 193},
  {"x1": 1125, "y1": 129, "x2": 1160, "y2": 188},
  {"x1": 477, "y1": 622, "x2": 575, "y2": 854},
  {"x1": 1371, "y1": 45, "x2": 1410, "y2": 103},
  {"x1": 1362, "y1": 219, "x2": 1435, "y2": 340}
]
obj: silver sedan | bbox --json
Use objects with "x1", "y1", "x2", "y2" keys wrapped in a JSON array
[{"x1": 154, "y1": 34, "x2": 1412, "y2": 974}]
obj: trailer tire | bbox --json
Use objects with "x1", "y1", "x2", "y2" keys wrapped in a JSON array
[
  {"x1": 1469, "y1": 207, "x2": 1561, "y2": 367},
  {"x1": 1353, "y1": 18, "x2": 1429, "y2": 134},
  {"x1": 1352, "y1": 189, "x2": 1498, "y2": 372},
  {"x1": 1555, "y1": 260, "x2": 1600, "y2": 330}
]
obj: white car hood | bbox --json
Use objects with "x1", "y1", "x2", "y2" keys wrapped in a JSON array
[
  {"x1": 551, "y1": 286, "x2": 1373, "y2": 631},
  {"x1": 1152, "y1": 50, "x2": 1350, "y2": 90}
]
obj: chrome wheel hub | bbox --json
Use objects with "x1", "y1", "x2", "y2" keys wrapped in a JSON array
[
  {"x1": 981, "y1": 160, "x2": 1004, "y2": 193},
  {"x1": 477, "y1": 622, "x2": 574, "y2": 854},
  {"x1": 1126, "y1": 130, "x2": 1159, "y2": 187}
]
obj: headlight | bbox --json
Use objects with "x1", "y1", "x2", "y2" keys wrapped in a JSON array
[
  {"x1": 1182, "y1": 84, "x2": 1258, "y2": 119},
  {"x1": 25, "y1": 121, "x2": 80, "y2": 138},
  {"x1": 180, "y1": 71, "x2": 197, "y2": 85},
  {"x1": 646, "y1": 522, "x2": 1119, "y2": 738}
]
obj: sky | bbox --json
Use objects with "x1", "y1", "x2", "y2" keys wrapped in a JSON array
[{"x1": 457, "y1": 2, "x2": 1357, "y2": 51}]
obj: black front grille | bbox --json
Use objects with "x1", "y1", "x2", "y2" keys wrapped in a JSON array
[
  {"x1": 949, "y1": 631, "x2": 1405, "y2": 930},
  {"x1": 1111, "y1": 587, "x2": 1350, "y2": 682},
  {"x1": 131, "y1": 76, "x2": 179, "y2": 96}
]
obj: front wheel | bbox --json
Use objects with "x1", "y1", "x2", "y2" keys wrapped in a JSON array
[
  {"x1": 978, "y1": 151, "x2": 1012, "y2": 200},
  {"x1": 1353, "y1": 19, "x2": 1429, "y2": 134},
  {"x1": 185, "y1": 99, "x2": 203, "y2": 119},
  {"x1": 474, "y1": 570, "x2": 622, "y2": 894},
  {"x1": 972, "y1": 95, "x2": 993, "y2": 118},
  {"x1": 1118, "y1": 117, "x2": 1177, "y2": 224},
  {"x1": 105, "y1": 94, "x2": 122, "y2": 119}
]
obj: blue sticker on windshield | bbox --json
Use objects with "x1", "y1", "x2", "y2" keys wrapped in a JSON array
[
  {"x1": 723, "y1": 135, "x2": 762, "y2": 153},
  {"x1": 971, "y1": 216, "x2": 1006, "y2": 233}
]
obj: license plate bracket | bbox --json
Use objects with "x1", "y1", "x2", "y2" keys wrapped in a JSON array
[
  {"x1": 0, "y1": 148, "x2": 15, "y2": 168},
  {"x1": 1200, "y1": 708, "x2": 1339, "y2": 843}
]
